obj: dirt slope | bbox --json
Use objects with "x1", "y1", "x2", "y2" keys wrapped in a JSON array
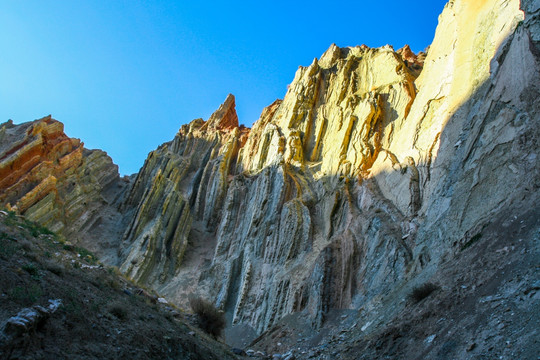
[{"x1": 0, "y1": 210, "x2": 238, "y2": 360}]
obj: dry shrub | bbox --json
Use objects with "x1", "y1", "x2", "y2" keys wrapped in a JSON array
[
  {"x1": 45, "y1": 262, "x2": 64, "y2": 276},
  {"x1": 188, "y1": 297, "x2": 225, "y2": 338},
  {"x1": 109, "y1": 303, "x2": 128, "y2": 320}
]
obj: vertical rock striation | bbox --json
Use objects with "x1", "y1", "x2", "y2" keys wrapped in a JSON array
[
  {"x1": 120, "y1": 45, "x2": 427, "y2": 332},
  {"x1": 119, "y1": 0, "x2": 539, "y2": 336},
  {"x1": 119, "y1": 94, "x2": 249, "y2": 284}
]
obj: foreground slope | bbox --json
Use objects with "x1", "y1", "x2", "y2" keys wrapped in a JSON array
[{"x1": 0, "y1": 211, "x2": 237, "y2": 359}]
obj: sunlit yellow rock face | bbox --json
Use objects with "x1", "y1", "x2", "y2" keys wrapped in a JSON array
[
  {"x1": 116, "y1": 45, "x2": 429, "y2": 331},
  {"x1": 371, "y1": 0, "x2": 527, "y2": 217},
  {"x1": 239, "y1": 44, "x2": 419, "y2": 179}
]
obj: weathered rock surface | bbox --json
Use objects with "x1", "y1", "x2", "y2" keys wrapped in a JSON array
[
  {"x1": 118, "y1": 0, "x2": 539, "y2": 345},
  {"x1": 0, "y1": 116, "x2": 129, "y2": 262},
  {"x1": 0, "y1": 299, "x2": 61, "y2": 349},
  {"x1": 1, "y1": 0, "x2": 539, "y2": 355},
  {"x1": 119, "y1": 94, "x2": 248, "y2": 284},
  {"x1": 118, "y1": 45, "x2": 424, "y2": 334}
]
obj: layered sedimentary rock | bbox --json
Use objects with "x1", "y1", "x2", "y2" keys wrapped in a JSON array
[
  {"x1": 118, "y1": 0, "x2": 539, "y2": 336},
  {"x1": 118, "y1": 46, "x2": 424, "y2": 332},
  {"x1": 0, "y1": 116, "x2": 129, "y2": 262},
  {"x1": 119, "y1": 94, "x2": 249, "y2": 283},
  {"x1": 373, "y1": 0, "x2": 539, "y2": 265},
  {"x1": 2, "y1": 0, "x2": 538, "y2": 345}
]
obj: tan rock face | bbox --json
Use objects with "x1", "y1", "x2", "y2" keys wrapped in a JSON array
[
  {"x1": 397, "y1": 44, "x2": 425, "y2": 77},
  {"x1": 117, "y1": 44, "x2": 427, "y2": 333},
  {"x1": 0, "y1": 116, "x2": 129, "y2": 263}
]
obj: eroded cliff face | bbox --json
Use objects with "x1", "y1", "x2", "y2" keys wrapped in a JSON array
[
  {"x1": 373, "y1": 0, "x2": 539, "y2": 267},
  {"x1": 0, "y1": 116, "x2": 129, "y2": 262},
  {"x1": 117, "y1": 0, "x2": 539, "y2": 338},
  {"x1": 117, "y1": 44, "x2": 426, "y2": 333},
  {"x1": 119, "y1": 94, "x2": 249, "y2": 284},
  {"x1": 2, "y1": 0, "x2": 538, "y2": 349}
]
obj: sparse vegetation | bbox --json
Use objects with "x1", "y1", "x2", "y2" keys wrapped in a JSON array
[
  {"x1": 9, "y1": 284, "x2": 43, "y2": 305},
  {"x1": 189, "y1": 296, "x2": 226, "y2": 338},
  {"x1": 108, "y1": 266, "x2": 121, "y2": 275},
  {"x1": 45, "y1": 261, "x2": 64, "y2": 276},
  {"x1": 109, "y1": 303, "x2": 128, "y2": 320},
  {"x1": 63, "y1": 243, "x2": 75, "y2": 251},
  {"x1": 3, "y1": 210, "x2": 56, "y2": 238},
  {"x1": 60, "y1": 243, "x2": 99, "y2": 263},
  {"x1": 107, "y1": 277, "x2": 122, "y2": 290},
  {"x1": 75, "y1": 246, "x2": 98, "y2": 263},
  {"x1": 0, "y1": 231, "x2": 14, "y2": 241},
  {"x1": 23, "y1": 220, "x2": 55, "y2": 238},
  {"x1": 2, "y1": 209, "x2": 18, "y2": 226},
  {"x1": 409, "y1": 282, "x2": 439, "y2": 303},
  {"x1": 0, "y1": 231, "x2": 18, "y2": 257},
  {"x1": 20, "y1": 239, "x2": 33, "y2": 252},
  {"x1": 22, "y1": 263, "x2": 40, "y2": 279},
  {"x1": 0, "y1": 209, "x2": 236, "y2": 359}
]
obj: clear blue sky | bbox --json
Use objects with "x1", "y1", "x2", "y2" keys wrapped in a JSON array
[{"x1": 0, "y1": 1, "x2": 448, "y2": 175}]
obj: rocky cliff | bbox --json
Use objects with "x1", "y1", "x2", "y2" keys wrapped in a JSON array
[
  {"x1": 0, "y1": 116, "x2": 129, "y2": 263},
  {"x1": 118, "y1": 44, "x2": 422, "y2": 332},
  {"x1": 118, "y1": 0, "x2": 539, "y2": 340},
  {"x1": 1, "y1": 0, "x2": 539, "y2": 357}
]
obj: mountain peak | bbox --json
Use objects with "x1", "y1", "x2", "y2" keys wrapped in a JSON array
[{"x1": 204, "y1": 93, "x2": 239, "y2": 131}]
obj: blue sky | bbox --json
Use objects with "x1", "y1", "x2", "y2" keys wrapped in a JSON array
[{"x1": 0, "y1": 1, "x2": 448, "y2": 175}]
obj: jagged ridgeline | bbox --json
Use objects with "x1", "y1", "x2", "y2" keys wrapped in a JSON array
[{"x1": 1, "y1": 0, "x2": 538, "y2": 350}]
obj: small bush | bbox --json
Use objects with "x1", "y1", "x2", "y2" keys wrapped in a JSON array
[
  {"x1": 76, "y1": 247, "x2": 98, "y2": 264},
  {"x1": 0, "y1": 233, "x2": 18, "y2": 257},
  {"x1": 107, "y1": 278, "x2": 121, "y2": 291},
  {"x1": 20, "y1": 239, "x2": 33, "y2": 252},
  {"x1": 19, "y1": 218, "x2": 55, "y2": 238},
  {"x1": 109, "y1": 303, "x2": 128, "y2": 320},
  {"x1": 63, "y1": 244, "x2": 75, "y2": 251},
  {"x1": 107, "y1": 266, "x2": 119, "y2": 275},
  {"x1": 0, "y1": 231, "x2": 14, "y2": 241},
  {"x1": 22, "y1": 263, "x2": 40, "y2": 277},
  {"x1": 409, "y1": 282, "x2": 439, "y2": 303},
  {"x1": 3, "y1": 210, "x2": 18, "y2": 226},
  {"x1": 189, "y1": 296, "x2": 225, "y2": 338},
  {"x1": 63, "y1": 299, "x2": 85, "y2": 322}
]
